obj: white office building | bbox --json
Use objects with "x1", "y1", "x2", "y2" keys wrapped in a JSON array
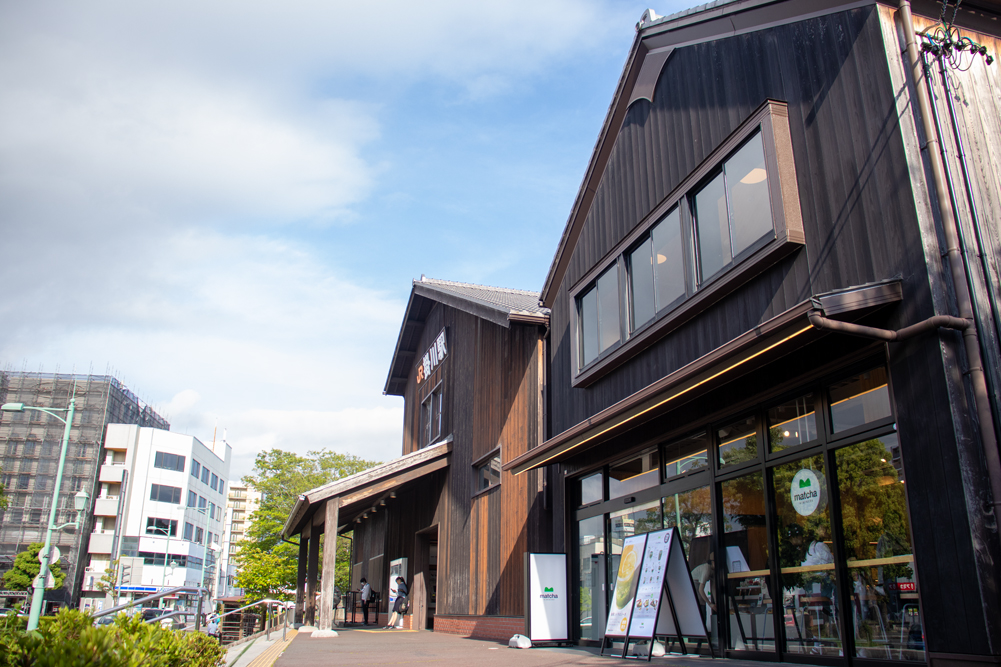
[
  {"x1": 218, "y1": 483, "x2": 262, "y2": 599},
  {"x1": 79, "y1": 425, "x2": 231, "y2": 612}
]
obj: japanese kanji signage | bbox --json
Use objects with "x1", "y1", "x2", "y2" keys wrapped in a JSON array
[{"x1": 416, "y1": 329, "x2": 448, "y2": 385}]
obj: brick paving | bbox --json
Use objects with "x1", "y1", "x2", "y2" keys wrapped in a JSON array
[{"x1": 273, "y1": 627, "x2": 786, "y2": 667}]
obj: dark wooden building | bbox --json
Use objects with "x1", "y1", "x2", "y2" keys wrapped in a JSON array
[
  {"x1": 282, "y1": 278, "x2": 555, "y2": 640},
  {"x1": 504, "y1": 1, "x2": 1001, "y2": 667}
]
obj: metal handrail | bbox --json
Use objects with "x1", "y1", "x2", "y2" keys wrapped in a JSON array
[
  {"x1": 178, "y1": 598, "x2": 293, "y2": 635},
  {"x1": 92, "y1": 586, "x2": 208, "y2": 631}
]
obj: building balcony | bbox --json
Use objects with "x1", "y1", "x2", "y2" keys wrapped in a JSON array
[
  {"x1": 98, "y1": 464, "x2": 125, "y2": 484},
  {"x1": 93, "y1": 497, "x2": 120, "y2": 517},
  {"x1": 87, "y1": 532, "x2": 115, "y2": 554}
]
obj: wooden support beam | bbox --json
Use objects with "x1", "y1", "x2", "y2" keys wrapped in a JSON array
[
  {"x1": 294, "y1": 534, "x2": 308, "y2": 625},
  {"x1": 319, "y1": 498, "x2": 340, "y2": 631},
  {"x1": 305, "y1": 522, "x2": 320, "y2": 626}
]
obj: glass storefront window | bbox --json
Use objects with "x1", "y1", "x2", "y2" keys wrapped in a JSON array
[
  {"x1": 721, "y1": 472, "x2": 774, "y2": 651},
  {"x1": 718, "y1": 416, "x2": 758, "y2": 469},
  {"x1": 829, "y1": 367, "x2": 891, "y2": 433},
  {"x1": 610, "y1": 501, "x2": 663, "y2": 550},
  {"x1": 609, "y1": 451, "x2": 659, "y2": 499},
  {"x1": 664, "y1": 431, "x2": 710, "y2": 479},
  {"x1": 664, "y1": 484, "x2": 718, "y2": 649},
  {"x1": 768, "y1": 394, "x2": 818, "y2": 453},
  {"x1": 772, "y1": 454, "x2": 842, "y2": 656},
  {"x1": 836, "y1": 433, "x2": 922, "y2": 661},
  {"x1": 578, "y1": 515, "x2": 606, "y2": 641},
  {"x1": 580, "y1": 472, "x2": 602, "y2": 506}
]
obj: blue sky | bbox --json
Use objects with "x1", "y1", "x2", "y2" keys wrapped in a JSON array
[{"x1": 0, "y1": 0, "x2": 691, "y2": 480}]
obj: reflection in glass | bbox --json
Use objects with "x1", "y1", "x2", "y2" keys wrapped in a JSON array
[
  {"x1": 829, "y1": 367, "x2": 891, "y2": 433},
  {"x1": 721, "y1": 472, "x2": 774, "y2": 651},
  {"x1": 611, "y1": 501, "x2": 663, "y2": 547},
  {"x1": 726, "y1": 133, "x2": 773, "y2": 257},
  {"x1": 695, "y1": 172, "x2": 730, "y2": 280},
  {"x1": 598, "y1": 269, "x2": 620, "y2": 355},
  {"x1": 579, "y1": 288, "x2": 598, "y2": 367},
  {"x1": 772, "y1": 455, "x2": 842, "y2": 656},
  {"x1": 664, "y1": 485, "x2": 719, "y2": 650},
  {"x1": 629, "y1": 237, "x2": 656, "y2": 330},
  {"x1": 609, "y1": 451, "x2": 659, "y2": 499},
  {"x1": 718, "y1": 416, "x2": 758, "y2": 468},
  {"x1": 836, "y1": 433, "x2": 922, "y2": 661},
  {"x1": 664, "y1": 431, "x2": 710, "y2": 479},
  {"x1": 578, "y1": 516, "x2": 606, "y2": 640},
  {"x1": 580, "y1": 472, "x2": 603, "y2": 506},
  {"x1": 768, "y1": 394, "x2": 818, "y2": 453},
  {"x1": 652, "y1": 208, "x2": 686, "y2": 311}
]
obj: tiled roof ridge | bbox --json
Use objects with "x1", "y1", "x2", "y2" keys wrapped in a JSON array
[{"x1": 417, "y1": 276, "x2": 541, "y2": 298}]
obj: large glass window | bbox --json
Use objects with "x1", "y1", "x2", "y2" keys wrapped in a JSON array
[
  {"x1": 149, "y1": 484, "x2": 181, "y2": 504},
  {"x1": 772, "y1": 454, "x2": 842, "y2": 656},
  {"x1": 578, "y1": 266, "x2": 620, "y2": 368},
  {"x1": 836, "y1": 433, "x2": 922, "y2": 661},
  {"x1": 145, "y1": 517, "x2": 178, "y2": 537},
  {"x1": 608, "y1": 451, "x2": 659, "y2": 499},
  {"x1": 829, "y1": 367, "x2": 891, "y2": 433},
  {"x1": 721, "y1": 471, "x2": 774, "y2": 651},
  {"x1": 153, "y1": 451, "x2": 185, "y2": 473},
  {"x1": 579, "y1": 472, "x2": 602, "y2": 506},
  {"x1": 664, "y1": 431, "x2": 710, "y2": 479},
  {"x1": 578, "y1": 515, "x2": 607, "y2": 641},
  {"x1": 664, "y1": 484, "x2": 717, "y2": 649},
  {"x1": 694, "y1": 132, "x2": 773, "y2": 283},
  {"x1": 768, "y1": 394, "x2": 819, "y2": 453},
  {"x1": 628, "y1": 208, "x2": 687, "y2": 330},
  {"x1": 718, "y1": 415, "x2": 759, "y2": 469}
]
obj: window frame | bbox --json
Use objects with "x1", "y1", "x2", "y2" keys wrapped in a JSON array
[
  {"x1": 471, "y1": 446, "x2": 503, "y2": 497},
  {"x1": 420, "y1": 382, "x2": 444, "y2": 448},
  {"x1": 154, "y1": 451, "x2": 186, "y2": 473},
  {"x1": 569, "y1": 100, "x2": 804, "y2": 387},
  {"x1": 574, "y1": 261, "x2": 625, "y2": 372}
]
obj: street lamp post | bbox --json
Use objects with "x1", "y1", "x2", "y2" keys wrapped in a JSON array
[{"x1": 1, "y1": 399, "x2": 90, "y2": 631}]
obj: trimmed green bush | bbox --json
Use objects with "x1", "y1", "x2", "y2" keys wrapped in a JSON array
[{"x1": 0, "y1": 608, "x2": 224, "y2": 667}]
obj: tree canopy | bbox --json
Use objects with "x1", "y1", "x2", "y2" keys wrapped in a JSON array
[
  {"x1": 3, "y1": 543, "x2": 66, "y2": 592},
  {"x1": 236, "y1": 449, "x2": 379, "y2": 602}
]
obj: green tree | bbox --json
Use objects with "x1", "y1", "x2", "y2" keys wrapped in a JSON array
[
  {"x1": 98, "y1": 558, "x2": 119, "y2": 595},
  {"x1": 236, "y1": 449, "x2": 379, "y2": 602},
  {"x1": 3, "y1": 543, "x2": 66, "y2": 591}
]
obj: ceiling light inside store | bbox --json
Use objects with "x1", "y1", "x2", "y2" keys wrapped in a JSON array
[{"x1": 741, "y1": 168, "x2": 767, "y2": 184}]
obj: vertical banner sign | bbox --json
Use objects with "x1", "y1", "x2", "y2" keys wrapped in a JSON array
[
  {"x1": 388, "y1": 557, "x2": 408, "y2": 617},
  {"x1": 628, "y1": 529, "x2": 673, "y2": 638},
  {"x1": 527, "y1": 553, "x2": 569, "y2": 642},
  {"x1": 415, "y1": 329, "x2": 448, "y2": 386},
  {"x1": 603, "y1": 534, "x2": 648, "y2": 637}
]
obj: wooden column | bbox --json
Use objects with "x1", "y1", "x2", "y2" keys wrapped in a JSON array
[
  {"x1": 294, "y1": 531, "x2": 308, "y2": 625},
  {"x1": 319, "y1": 498, "x2": 340, "y2": 631},
  {"x1": 305, "y1": 519, "x2": 321, "y2": 626}
]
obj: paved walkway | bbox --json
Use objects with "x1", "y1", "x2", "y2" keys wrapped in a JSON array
[
  {"x1": 269, "y1": 627, "x2": 786, "y2": 667},
  {"x1": 225, "y1": 628, "x2": 298, "y2": 667}
]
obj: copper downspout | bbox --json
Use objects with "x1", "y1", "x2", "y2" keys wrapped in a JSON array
[
  {"x1": 897, "y1": 0, "x2": 1001, "y2": 516},
  {"x1": 807, "y1": 311, "x2": 970, "y2": 342}
]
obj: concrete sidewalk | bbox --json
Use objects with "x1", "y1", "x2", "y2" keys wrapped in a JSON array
[{"x1": 273, "y1": 627, "x2": 785, "y2": 667}]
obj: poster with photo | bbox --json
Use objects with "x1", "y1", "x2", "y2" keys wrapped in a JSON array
[
  {"x1": 603, "y1": 534, "x2": 647, "y2": 638},
  {"x1": 627, "y1": 529, "x2": 673, "y2": 638}
]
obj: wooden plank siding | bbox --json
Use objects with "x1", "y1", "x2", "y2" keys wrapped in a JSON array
[
  {"x1": 548, "y1": 6, "x2": 941, "y2": 436},
  {"x1": 363, "y1": 298, "x2": 551, "y2": 619}
]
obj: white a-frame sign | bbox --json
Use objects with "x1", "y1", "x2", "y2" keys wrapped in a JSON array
[{"x1": 601, "y1": 527, "x2": 714, "y2": 661}]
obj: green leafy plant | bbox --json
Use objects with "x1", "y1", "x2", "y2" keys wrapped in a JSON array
[{"x1": 0, "y1": 607, "x2": 225, "y2": 667}]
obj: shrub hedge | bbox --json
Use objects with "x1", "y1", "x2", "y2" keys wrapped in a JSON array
[{"x1": 1, "y1": 608, "x2": 225, "y2": 667}]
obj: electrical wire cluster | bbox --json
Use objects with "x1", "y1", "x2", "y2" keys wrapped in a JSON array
[{"x1": 920, "y1": 0, "x2": 994, "y2": 70}]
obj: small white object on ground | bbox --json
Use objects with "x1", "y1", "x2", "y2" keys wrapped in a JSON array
[
  {"x1": 651, "y1": 640, "x2": 666, "y2": 657},
  {"x1": 508, "y1": 634, "x2": 532, "y2": 649}
]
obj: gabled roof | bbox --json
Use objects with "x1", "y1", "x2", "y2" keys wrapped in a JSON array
[
  {"x1": 383, "y1": 277, "x2": 549, "y2": 396},
  {"x1": 539, "y1": 0, "x2": 870, "y2": 307}
]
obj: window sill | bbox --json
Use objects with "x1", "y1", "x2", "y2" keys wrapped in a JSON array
[
  {"x1": 471, "y1": 483, "x2": 501, "y2": 499},
  {"x1": 573, "y1": 235, "x2": 804, "y2": 388}
]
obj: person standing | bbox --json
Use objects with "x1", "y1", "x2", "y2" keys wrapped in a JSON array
[
  {"x1": 360, "y1": 578, "x2": 372, "y2": 625},
  {"x1": 384, "y1": 577, "x2": 408, "y2": 630}
]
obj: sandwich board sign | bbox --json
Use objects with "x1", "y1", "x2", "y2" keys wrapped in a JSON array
[
  {"x1": 525, "y1": 553, "x2": 569, "y2": 643},
  {"x1": 601, "y1": 527, "x2": 714, "y2": 661}
]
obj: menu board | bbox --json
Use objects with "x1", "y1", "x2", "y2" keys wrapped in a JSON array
[
  {"x1": 603, "y1": 534, "x2": 647, "y2": 638},
  {"x1": 627, "y1": 529, "x2": 673, "y2": 638}
]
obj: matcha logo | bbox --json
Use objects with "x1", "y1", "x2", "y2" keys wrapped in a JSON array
[
  {"x1": 544, "y1": 587, "x2": 553, "y2": 592},
  {"x1": 791, "y1": 469, "x2": 823, "y2": 516},
  {"x1": 539, "y1": 585, "x2": 558, "y2": 599}
]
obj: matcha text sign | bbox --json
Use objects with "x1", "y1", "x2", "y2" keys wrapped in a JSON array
[{"x1": 525, "y1": 553, "x2": 568, "y2": 643}]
